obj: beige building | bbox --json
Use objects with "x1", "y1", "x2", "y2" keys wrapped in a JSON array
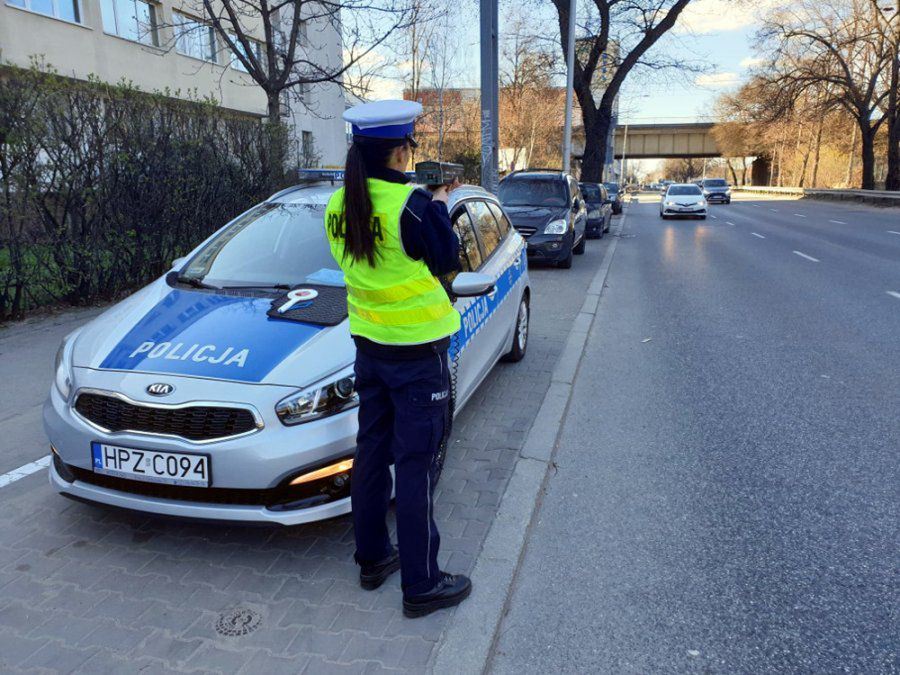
[{"x1": 0, "y1": 0, "x2": 347, "y2": 165}]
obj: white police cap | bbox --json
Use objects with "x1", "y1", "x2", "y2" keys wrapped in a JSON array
[{"x1": 343, "y1": 99, "x2": 423, "y2": 139}]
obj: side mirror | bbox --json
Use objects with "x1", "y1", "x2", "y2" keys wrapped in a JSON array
[
  {"x1": 171, "y1": 257, "x2": 186, "y2": 270},
  {"x1": 573, "y1": 198, "x2": 582, "y2": 210},
  {"x1": 452, "y1": 272, "x2": 495, "y2": 298}
]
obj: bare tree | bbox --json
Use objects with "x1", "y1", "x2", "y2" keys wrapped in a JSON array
[
  {"x1": 170, "y1": 0, "x2": 413, "y2": 127},
  {"x1": 548, "y1": 0, "x2": 695, "y2": 181},
  {"x1": 870, "y1": 0, "x2": 899, "y2": 189},
  {"x1": 755, "y1": 0, "x2": 892, "y2": 189}
]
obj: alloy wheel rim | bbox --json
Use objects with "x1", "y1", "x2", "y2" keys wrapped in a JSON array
[{"x1": 517, "y1": 301, "x2": 528, "y2": 350}]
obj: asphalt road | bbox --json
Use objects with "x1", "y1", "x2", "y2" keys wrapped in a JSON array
[{"x1": 490, "y1": 194, "x2": 900, "y2": 674}]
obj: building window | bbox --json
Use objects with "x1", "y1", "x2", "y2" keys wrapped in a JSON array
[
  {"x1": 7, "y1": 0, "x2": 81, "y2": 23},
  {"x1": 301, "y1": 130, "x2": 313, "y2": 157},
  {"x1": 174, "y1": 11, "x2": 217, "y2": 63},
  {"x1": 101, "y1": 0, "x2": 158, "y2": 45},
  {"x1": 230, "y1": 34, "x2": 263, "y2": 73},
  {"x1": 298, "y1": 82, "x2": 311, "y2": 104}
]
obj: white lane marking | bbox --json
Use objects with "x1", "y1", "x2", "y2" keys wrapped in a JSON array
[
  {"x1": 726, "y1": 221, "x2": 735, "y2": 226},
  {"x1": 769, "y1": 208, "x2": 778, "y2": 212},
  {"x1": 0, "y1": 455, "x2": 50, "y2": 489},
  {"x1": 887, "y1": 230, "x2": 900, "y2": 235},
  {"x1": 751, "y1": 232, "x2": 765, "y2": 238},
  {"x1": 887, "y1": 291, "x2": 900, "y2": 300},
  {"x1": 829, "y1": 220, "x2": 847, "y2": 225},
  {"x1": 709, "y1": 214, "x2": 718, "y2": 220},
  {"x1": 793, "y1": 250, "x2": 820, "y2": 263},
  {"x1": 794, "y1": 214, "x2": 807, "y2": 218}
]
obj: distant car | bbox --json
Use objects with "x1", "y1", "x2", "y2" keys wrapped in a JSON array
[
  {"x1": 499, "y1": 170, "x2": 588, "y2": 269},
  {"x1": 579, "y1": 182, "x2": 612, "y2": 239},
  {"x1": 659, "y1": 180, "x2": 674, "y2": 194},
  {"x1": 660, "y1": 183, "x2": 707, "y2": 219},
  {"x1": 603, "y1": 182, "x2": 624, "y2": 215},
  {"x1": 701, "y1": 178, "x2": 732, "y2": 204}
]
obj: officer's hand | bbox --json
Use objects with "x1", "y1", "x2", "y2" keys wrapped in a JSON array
[
  {"x1": 431, "y1": 179, "x2": 461, "y2": 204},
  {"x1": 431, "y1": 185, "x2": 450, "y2": 204}
]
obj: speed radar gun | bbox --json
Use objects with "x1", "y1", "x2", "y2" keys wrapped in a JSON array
[{"x1": 415, "y1": 161, "x2": 464, "y2": 190}]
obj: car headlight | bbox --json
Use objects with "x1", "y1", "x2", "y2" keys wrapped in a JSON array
[
  {"x1": 699, "y1": 199, "x2": 707, "y2": 206},
  {"x1": 665, "y1": 200, "x2": 675, "y2": 206},
  {"x1": 54, "y1": 334, "x2": 75, "y2": 400},
  {"x1": 276, "y1": 368, "x2": 359, "y2": 425},
  {"x1": 544, "y1": 219, "x2": 568, "y2": 235}
]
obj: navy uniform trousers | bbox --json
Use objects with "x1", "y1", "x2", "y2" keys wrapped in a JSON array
[{"x1": 352, "y1": 347, "x2": 450, "y2": 596}]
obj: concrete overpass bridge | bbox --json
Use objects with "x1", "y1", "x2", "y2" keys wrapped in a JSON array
[{"x1": 573, "y1": 122, "x2": 721, "y2": 159}]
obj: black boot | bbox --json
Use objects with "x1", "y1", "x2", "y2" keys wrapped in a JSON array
[
  {"x1": 403, "y1": 572, "x2": 472, "y2": 618},
  {"x1": 359, "y1": 550, "x2": 401, "y2": 590}
]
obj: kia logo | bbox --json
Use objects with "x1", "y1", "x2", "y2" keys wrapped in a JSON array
[{"x1": 147, "y1": 383, "x2": 174, "y2": 396}]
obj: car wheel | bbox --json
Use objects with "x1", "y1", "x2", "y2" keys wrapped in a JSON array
[
  {"x1": 660, "y1": 213, "x2": 668, "y2": 219},
  {"x1": 501, "y1": 294, "x2": 529, "y2": 363},
  {"x1": 573, "y1": 234, "x2": 586, "y2": 255},
  {"x1": 699, "y1": 214, "x2": 707, "y2": 220}
]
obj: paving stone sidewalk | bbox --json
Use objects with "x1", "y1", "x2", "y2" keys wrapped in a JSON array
[{"x1": 0, "y1": 240, "x2": 609, "y2": 674}]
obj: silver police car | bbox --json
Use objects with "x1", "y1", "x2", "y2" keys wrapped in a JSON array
[{"x1": 44, "y1": 179, "x2": 531, "y2": 525}]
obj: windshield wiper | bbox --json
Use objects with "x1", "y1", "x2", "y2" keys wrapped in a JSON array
[
  {"x1": 176, "y1": 275, "x2": 220, "y2": 290},
  {"x1": 218, "y1": 283, "x2": 293, "y2": 291}
]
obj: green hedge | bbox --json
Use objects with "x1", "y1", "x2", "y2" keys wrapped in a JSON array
[{"x1": 0, "y1": 63, "x2": 288, "y2": 321}]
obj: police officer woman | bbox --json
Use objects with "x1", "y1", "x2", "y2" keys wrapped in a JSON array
[{"x1": 325, "y1": 100, "x2": 472, "y2": 618}]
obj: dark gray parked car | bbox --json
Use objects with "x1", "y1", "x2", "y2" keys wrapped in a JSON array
[{"x1": 499, "y1": 170, "x2": 587, "y2": 269}]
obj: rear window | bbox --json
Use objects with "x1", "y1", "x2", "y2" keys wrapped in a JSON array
[
  {"x1": 603, "y1": 183, "x2": 619, "y2": 193},
  {"x1": 668, "y1": 185, "x2": 702, "y2": 196},
  {"x1": 499, "y1": 178, "x2": 568, "y2": 207},
  {"x1": 580, "y1": 184, "x2": 602, "y2": 200},
  {"x1": 703, "y1": 179, "x2": 727, "y2": 187}
]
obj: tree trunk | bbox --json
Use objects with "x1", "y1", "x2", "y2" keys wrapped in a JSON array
[
  {"x1": 726, "y1": 159, "x2": 739, "y2": 185},
  {"x1": 845, "y1": 124, "x2": 857, "y2": 186},
  {"x1": 859, "y1": 125, "x2": 876, "y2": 190},
  {"x1": 885, "y1": 42, "x2": 900, "y2": 191},
  {"x1": 810, "y1": 116, "x2": 824, "y2": 187},
  {"x1": 580, "y1": 108, "x2": 609, "y2": 183}
]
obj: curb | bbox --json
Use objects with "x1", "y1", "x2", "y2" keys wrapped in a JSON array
[{"x1": 431, "y1": 210, "x2": 628, "y2": 674}]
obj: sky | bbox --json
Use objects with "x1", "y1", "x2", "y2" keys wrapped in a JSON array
[{"x1": 365, "y1": 0, "x2": 775, "y2": 125}]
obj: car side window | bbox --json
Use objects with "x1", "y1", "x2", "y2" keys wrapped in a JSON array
[
  {"x1": 467, "y1": 200, "x2": 503, "y2": 260},
  {"x1": 453, "y1": 209, "x2": 483, "y2": 272},
  {"x1": 600, "y1": 185, "x2": 609, "y2": 202},
  {"x1": 486, "y1": 202, "x2": 511, "y2": 237}
]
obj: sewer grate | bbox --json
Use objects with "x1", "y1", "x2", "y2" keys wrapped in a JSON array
[{"x1": 215, "y1": 607, "x2": 262, "y2": 636}]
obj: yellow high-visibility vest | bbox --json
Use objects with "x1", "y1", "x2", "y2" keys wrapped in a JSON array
[{"x1": 325, "y1": 179, "x2": 460, "y2": 345}]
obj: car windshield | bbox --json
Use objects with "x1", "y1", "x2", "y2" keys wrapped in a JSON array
[
  {"x1": 580, "y1": 184, "x2": 602, "y2": 201},
  {"x1": 668, "y1": 185, "x2": 702, "y2": 196},
  {"x1": 603, "y1": 183, "x2": 619, "y2": 194},
  {"x1": 499, "y1": 179, "x2": 568, "y2": 207},
  {"x1": 703, "y1": 179, "x2": 727, "y2": 187},
  {"x1": 179, "y1": 202, "x2": 340, "y2": 288}
]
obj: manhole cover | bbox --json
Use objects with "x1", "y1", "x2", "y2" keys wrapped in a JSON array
[{"x1": 215, "y1": 608, "x2": 262, "y2": 636}]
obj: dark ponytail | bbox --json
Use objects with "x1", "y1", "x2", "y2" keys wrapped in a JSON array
[{"x1": 342, "y1": 136, "x2": 406, "y2": 266}]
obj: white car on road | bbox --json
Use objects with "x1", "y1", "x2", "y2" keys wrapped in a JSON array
[{"x1": 660, "y1": 183, "x2": 708, "y2": 220}]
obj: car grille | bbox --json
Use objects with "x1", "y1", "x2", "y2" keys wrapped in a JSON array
[
  {"x1": 515, "y1": 225, "x2": 537, "y2": 239},
  {"x1": 74, "y1": 392, "x2": 258, "y2": 442}
]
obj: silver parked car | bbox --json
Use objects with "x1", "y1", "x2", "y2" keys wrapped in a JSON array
[
  {"x1": 660, "y1": 183, "x2": 708, "y2": 220},
  {"x1": 44, "y1": 179, "x2": 531, "y2": 526}
]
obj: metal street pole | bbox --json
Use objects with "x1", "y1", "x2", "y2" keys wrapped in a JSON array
[
  {"x1": 618, "y1": 124, "x2": 628, "y2": 184},
  {"x1": 561, "y1": 0, "x2": 576, "y2": 173},
  {"x1": 480, "y1": 0, "x2": 499, "y2": 193}
]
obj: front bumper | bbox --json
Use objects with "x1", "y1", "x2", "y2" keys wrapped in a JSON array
[
  {"x1": 704, "y1": 193, "x2": 730, "y2": 202},
  {"x1": 525, "y1": 234, "x2": 570, "y2": 262},
  {"x1": 661, "y1": 205, "x2": 707, "y2": 216},
  {"x1": 43, "y1": 369, "x2": 358, "y2": 526}
]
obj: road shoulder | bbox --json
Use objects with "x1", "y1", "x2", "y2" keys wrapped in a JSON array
[{"x1": 431, "y1": 214, "x2": 626, "y2": 674}]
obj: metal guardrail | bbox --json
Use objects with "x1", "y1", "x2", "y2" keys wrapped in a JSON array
[{"x1": 733, "y1": 185, "x2": 900, "y2": 206}]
